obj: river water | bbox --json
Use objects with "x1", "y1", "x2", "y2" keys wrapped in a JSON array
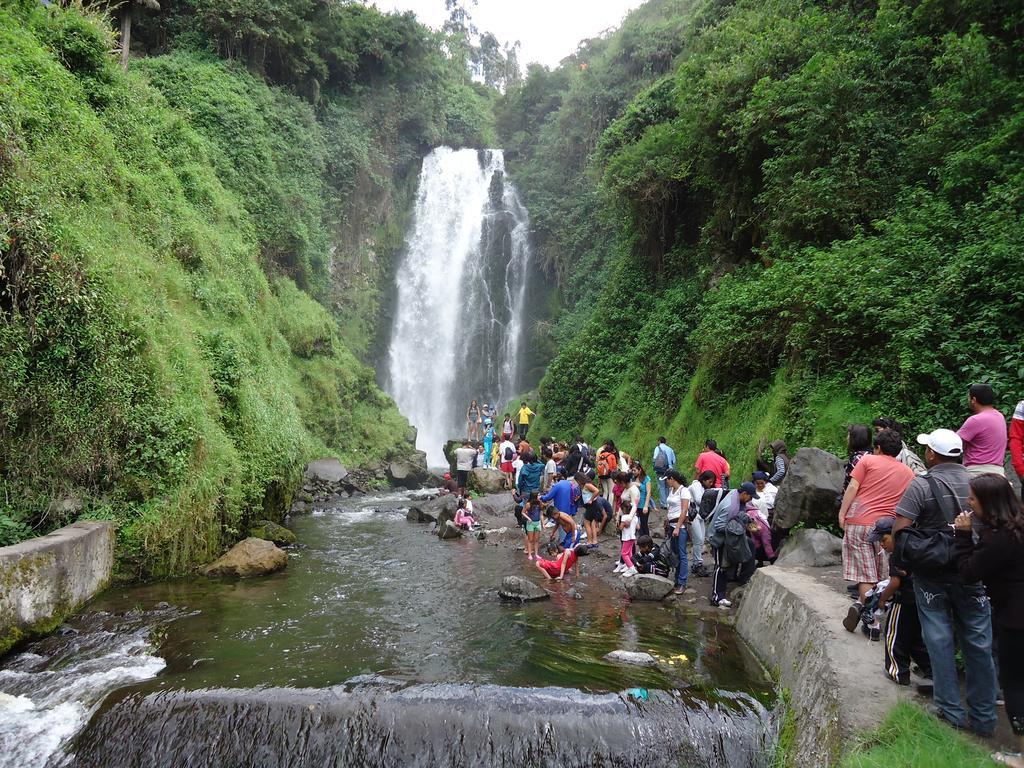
[{"x1": 0, "y1": 492, "x2": 777, "y2": 767}]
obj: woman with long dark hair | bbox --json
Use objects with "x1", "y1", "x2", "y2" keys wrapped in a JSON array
[{"x1": 954, "y1": 473, "x2": 1024, "y2": 767}]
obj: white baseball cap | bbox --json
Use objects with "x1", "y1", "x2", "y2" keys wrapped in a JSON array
[{"x1": 916, "y1": 428, "x2": 963, "y2": 458}]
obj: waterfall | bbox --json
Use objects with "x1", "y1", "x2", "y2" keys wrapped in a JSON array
[{"x1": 386, "y1": 147, "x2": 532, "y2": 466}]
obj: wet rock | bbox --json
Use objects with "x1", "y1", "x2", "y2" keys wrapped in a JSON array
[
  {"x1": 774, "y1": 528, "x2": 843, "y2": 568},
  {"x1": 771, "y1": 448, "x2": 844, "y2": 530},
  {"x1": 202, "y1": 538, "x2": 287, "y2": 578},
  {"x1": 624, "y1": 574, "x2": 675, "y2": 601},
  {"x1": 248, "y1": 520, "x2": 297, "y2": 547},
  {"x1": 407, "y1": 494, "x2": 457, "y2": 524},
  {"x1": 498, "y1": 576, "x2": 550, "y2": 602},
  {"x1": 437, "y1": 520, "x2": 463, "y2": 540},
  {"x1": 472, "y1": 529, "x2": 487, "y2": 541},
  {"x1": 305, "y1": 458, "x2": 349, "y2": 484},
  {"x1": 289, "y1": 500, "x2": 309, "y2": 515},
  {"x1": 387, "y1": 451, "x2": 429, "y2": 489},
  {"x1": 468, "y1": 468, "x2": 506, "y2": 495},
  {"x1": 604, "y1": 650, "x2": 658, "y2": 667}
]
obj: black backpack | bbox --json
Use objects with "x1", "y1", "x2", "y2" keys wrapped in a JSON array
[
  {"x1": 724, "y1": 513, "x2": 753, "y2": 564},
  {"x1": 698, "y1": 487, "x2": 725, "y2": 521},
  {"x1": 504, "y1": 446, "x2": 514, "y2": 461}
]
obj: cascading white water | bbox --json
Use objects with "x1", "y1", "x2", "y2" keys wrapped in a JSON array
[{"x1": 387, "y1": 147, "x2": 532, "y2": 466}]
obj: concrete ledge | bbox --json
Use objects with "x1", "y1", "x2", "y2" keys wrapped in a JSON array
[
  {"x1": 735, "y1": 566, "x2": 907, "y2": 766},
  {"x1": 0, "y1": 521, "x2": 115, "y2": 655}
]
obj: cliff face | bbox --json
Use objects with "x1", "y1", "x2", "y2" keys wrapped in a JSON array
[{"x1": 0, "y1": 4, "x2": 486, "y2": 578}]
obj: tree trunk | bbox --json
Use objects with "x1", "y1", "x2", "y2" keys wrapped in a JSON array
[{"x1": 120, "y1": 7, "x2": 132, "y2": 70}]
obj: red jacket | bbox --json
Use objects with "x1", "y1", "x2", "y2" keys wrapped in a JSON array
[{"x1": 1010, "y1": 401, "x2": 1024, "y2": 478}]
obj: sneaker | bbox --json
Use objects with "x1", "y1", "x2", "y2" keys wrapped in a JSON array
[
  {"x1": 843, "y1": 602, "x2": 863, "y2": 633},
  {"x1": 717, "y1": 599, "x2": 732, "y2": 609},
  {"x1": 860, "y1": 624, "x2": 880, "y2": 642},
  {"x1": 620, "y1": 566, "x2": 638, "y2": 578},
  {"x1": 673, "y1": 586, "x2": 686, "y2": 595},
  {"x1": 613, "y1": 563, "x2": 625, "y2": 574}
]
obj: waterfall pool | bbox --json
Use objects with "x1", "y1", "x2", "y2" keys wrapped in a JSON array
[{"x1": 0, "y1": 491, "x2": 778, "y2": 767}]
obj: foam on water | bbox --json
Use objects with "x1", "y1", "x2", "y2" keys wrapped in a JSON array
[{"x1": 0, "y1": 611, "x2": 172, "y2": 767}]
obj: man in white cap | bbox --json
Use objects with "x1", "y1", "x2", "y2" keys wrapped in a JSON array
[{"x1": 891, "y1": 428, "x2": 998, "y2": 736}]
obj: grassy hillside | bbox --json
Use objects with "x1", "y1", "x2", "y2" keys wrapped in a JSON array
[
  {"x1": 500, "y1": 0, "x2": 1024, "y2": 472},
  {"x1": 0, "y1": 3, "x2": 489, "y2": 578}
]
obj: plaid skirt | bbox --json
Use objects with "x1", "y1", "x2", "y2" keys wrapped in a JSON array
[{"x1": 842, "y1": 523, "x2": 889, "y2": 584}]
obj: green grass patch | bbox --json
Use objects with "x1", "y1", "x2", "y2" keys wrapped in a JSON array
[{"x1": 841, "y1": 702, "x2": 998, "y2": 768}]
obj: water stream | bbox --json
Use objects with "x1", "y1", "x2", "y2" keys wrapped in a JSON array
[
  {"x1": 0, "y1": 492, "x2": 777, "y2": 766},
  {"x1": 386, "y1": 147, "x2": 533, "y2": 466}
]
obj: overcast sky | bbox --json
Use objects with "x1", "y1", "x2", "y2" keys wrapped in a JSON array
[{"x1": 375, "y1": 0, "x2": 646, "y2": 68}]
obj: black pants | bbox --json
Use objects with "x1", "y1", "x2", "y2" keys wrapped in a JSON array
[
  {"x1": 883, "y1": 599, "x2": 931, "y2": 683},
  {"x1": 518, "y1": 423, "x2": 529, "y2": 440},
  {"x1": 998, "y1": 624, "x2": 1024, "y2": 736},
  {"x1": 637, "y1": 511, "x2": 650, "y2": 538},
  {"x1": 711, "y1": 546, "x2": 755, "y2": 602},
  {"x1": 456, "y1": 469, "x2": 468, "y2": 488}
]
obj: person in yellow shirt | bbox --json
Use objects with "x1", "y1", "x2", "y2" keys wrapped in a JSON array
[{"x1": 517, "y1": 401, "x2": 536, "y2": 441}]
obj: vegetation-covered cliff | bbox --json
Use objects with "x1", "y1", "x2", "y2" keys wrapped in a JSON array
[
  {"x1": 0, "y1": 0, "x2": 495, "y2": 577},
  {"x1": 498, "y1": 0, "x2": 1023, "y2": 467}
]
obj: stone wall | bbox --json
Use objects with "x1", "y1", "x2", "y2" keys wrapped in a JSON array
[
  {"x1": 735, "y1": 567, "x2": 906, "y2": 767},
  {"x1": 0, "y1": 521, "x2": 115, "y2": 655}
]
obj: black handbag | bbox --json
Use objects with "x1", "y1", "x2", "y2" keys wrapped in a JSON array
[{"x1": 895, "y1": 475, "x2": 958, "y2": 576}]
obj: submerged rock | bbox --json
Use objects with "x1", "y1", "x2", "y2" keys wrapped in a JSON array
[
  {"x1": 202, "y1": 538, "x2": 287, "y2": 578},
  {"x1": 774, "y1": 528, "x2": 843, "y2": 568},
  {"x1": 771, "y1": 448, "x2": 844, "y2": 529},
  {"x1": 604, "y1": 650, "x2": 658, "y2": 667},
  {"x1": 498, "y1": 576, "x2": 549, "y2": 602},
  {"x1": 624, "y1": 574, "x2": 675, "y2": 601},
  {"x1": 248, "y1": 520, "x2": 296, "y2": 547}
]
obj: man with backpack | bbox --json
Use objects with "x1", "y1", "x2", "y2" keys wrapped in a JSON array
[
  {"x1": 652, "y1": 436, "x2": 676, "y2": 510},
  {"x1": 706, "y1": 482, "x2": 758, "y2": 608},
  {"x1": 892, "y1": 428, "x2": 998, "y2": 736}
]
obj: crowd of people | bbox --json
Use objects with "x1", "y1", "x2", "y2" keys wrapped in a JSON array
[
  {"x1": 441, "y1": 384, "x2": 1024, "y2": 764},
  {"x1": 833, "y1": 384, "x2": 1024, "y2": 765}
]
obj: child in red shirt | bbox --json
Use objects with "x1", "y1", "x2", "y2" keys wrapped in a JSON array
[{"x1": 535, "y1": 541, "x2": 578, "y2": 581}]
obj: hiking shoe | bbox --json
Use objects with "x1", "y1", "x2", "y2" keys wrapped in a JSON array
[
  {"x1": 843, "y1": 602, "x2": 864, "y2": 633},
  {"x1": 673, "y1": 586, "x2": 686, "y2": 595}
]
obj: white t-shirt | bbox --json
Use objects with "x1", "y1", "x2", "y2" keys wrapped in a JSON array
[
  {"x1": 754, "y1": 482, "x2": 779, "y2": 517},
  {"x1": 455, "y1": 447, "x2": 476, "y2": 471},
  {"x1": 498, "y1": 440, "x2": 516, "y2": 464},
  {"x1": 544, "y1": 459, "x2": 556, "y2": 479},
  {"x1": 620, "y1": 484, "x2": 640, "y2": 514},
  {"x1": 512, "y1": 458, "x2": 524, "y2": 485},
  {"x1": 620, "y1": 503, "x2": 639, "y2": 541},
  {"x1": 666, "y1": 485, "x2": 689, "y2": 522},
  {"x1": 688, "y1": 480, "x2": 706, "y2": 509}
]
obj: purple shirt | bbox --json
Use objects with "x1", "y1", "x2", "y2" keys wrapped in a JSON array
[{"x1": 958, "y1": 408, "x2": 1008, "y2": 466}]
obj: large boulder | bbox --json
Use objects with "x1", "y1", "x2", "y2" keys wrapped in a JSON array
[
  {"x1": 387, "y1": 451, "x2": 429, "y2": 489},
  {"x1": 202, "y1": 538, "x2": 287, "y2": 578},
  {"x1": 498, "y1": 576, "x2": 550, "y2": 602},
  {"x1": 624, "y1": 574, "x2": 675, "y2": 601},
  {"x1": 771, "y1": 448, "x2": 844, "y2": 529},
  {"x1": 437, "y1": 520, "x2": 464, "y2": 540},
  {"x1": 248, "y1": 520, "x2": 296, "y2": 547},
  {"x1": 774, "y1": 528, "x2": 844, "y2": 568},
  {"x1": 468, "y1": 468, "x2": 506, "y2": 495},
  {"x1": 305, "y1": 458, "x2": 348, "y2": 484},
  {"x1": 407, "y1": 494, "x2": 457, "y2": 523}
]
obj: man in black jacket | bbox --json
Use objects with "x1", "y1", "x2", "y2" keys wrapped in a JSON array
[{"x1": 892, "y1": 428, "x2": 997, "y2": 736}]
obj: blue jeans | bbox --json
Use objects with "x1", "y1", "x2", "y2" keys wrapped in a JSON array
[
  {"x1": 657, "y1": 474, "x2": 669, "y2": 507},
  {"x1": 914, "y1": 577, "x2": 998, "y2": 733},
  {"x1": 669, "y1": 523, "x2": 688, "y2": 587}
]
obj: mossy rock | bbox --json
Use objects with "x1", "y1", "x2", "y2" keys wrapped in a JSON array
[{"x1": 248, "y1": 520, "x2": 296, "y2": 547}]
